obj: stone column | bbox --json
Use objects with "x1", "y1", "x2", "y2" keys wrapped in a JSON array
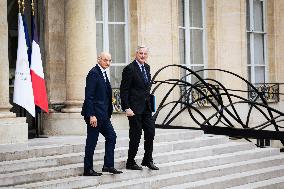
[
  {"x1": 44, "y1": 0, "x2": 66, "y2": 109},
  {"x1": 0, "y1": 0, "x2": 14, "y2": 118},
  {"x1": 42, "y1": 0, "x2": 96, "y2": 135},
  {"x1": 62, "y1": 0, "x2": 97, "y2": 113}
]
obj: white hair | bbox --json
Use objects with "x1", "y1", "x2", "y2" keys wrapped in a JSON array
[{"x1": 136, "y1": 45, "x2": 149, "y2": 52}]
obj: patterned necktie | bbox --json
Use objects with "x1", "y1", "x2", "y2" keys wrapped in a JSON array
[{"x1": 141, "y1": 65, "x2": 148, "y2": 84}]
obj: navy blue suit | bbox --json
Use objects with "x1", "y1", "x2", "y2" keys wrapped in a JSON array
[
  {"x1": 81, "y1": 65, "x2": 116, "y2": 171},
  {"x1": 120, "y1": 61, "x2": 155, "y2": 165}
]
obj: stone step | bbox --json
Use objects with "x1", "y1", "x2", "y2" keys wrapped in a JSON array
[
  {"x1": 90, "y1": 154, "x2": 284, "y2": 189},
  {"x1": 12, "y1": 147, "x2": 280, "y2": 188},
  {"x1": 0, "y1": 129, "x2": 202, "y2": 162},
  {"x1": 227, "y1": 175, "x2": 284, "y2": 189},
  {"x1": 0, "y1": 117, "x2": 26, "y2": 125},
  {"x1": 161, "y1": 164, "x2": 284, "y2": 189},
  {"x1": 0, "y1": 134, "x2": 228, "y2": 174},
  {"x1": 0, "y1": 135, "x2": 231, "y2": 187}
]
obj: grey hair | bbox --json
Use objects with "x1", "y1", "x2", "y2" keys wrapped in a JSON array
[{"x1": 136, "y1": 45, "x2": 149, "y2": 52}]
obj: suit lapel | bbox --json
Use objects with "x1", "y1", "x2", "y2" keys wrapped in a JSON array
[{"x1": 95, "y1": 65, "x2": 112, "y2": 97}]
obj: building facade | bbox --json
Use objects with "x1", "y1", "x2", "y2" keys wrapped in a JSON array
[{"x1": 0, "y1": 0, "x2": 284, "y2": 146}]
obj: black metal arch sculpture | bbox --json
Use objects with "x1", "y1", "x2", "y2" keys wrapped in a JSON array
[{"x1": 151, "y1": 64, "x2": 284, "y2": 146}]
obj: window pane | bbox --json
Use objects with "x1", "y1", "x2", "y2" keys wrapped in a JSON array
[
  {"x1": 254, "y1": 34, "x2": 264, "y2": 65},
  {"x1": 178, "y1": 0, "x2": 185, "y2": 27},
  {"x1": 191, "y1": 66, "x2": 204, "y2": 84},
  {"x1": 253, "y1": 0, "x2": 264, "y2": 31},
  {"x1": 248, "y1": 66, "x2": 252, "y2": 82},
  {"x1": 189, "y1": 0, "x2": 203, "y2": 27},
  {"x1": 180, "y1": 66, "x2": 187, "y2": 81},
  {"x1": 246, "y1": 0, "x2": 251, "y2": 31},
  {"x1": 96, "y1": 23, "x2": 103, "y2": 54},
  {"x1": 108, "y1": 0, "x2": 125, "y2": 22},
  {"x1": 255, "y1": 66, "x2": 265, "y2": 83},
  {"x1": 179, "y1": 29, "x2": 186, "y2": 65},
  {"x1": 109, "y1": 24, "x2": 126, "y2": 63},
  {"x1": 190, "y1": 29, "x2": 203, "y2": 65},
  {"x1": 110, "y1": 66, "x2": 125, "y2": 88},
  {"x1": 247, "y1": 33, "x2": 251, "y2": 65},
  {"x1": 95, "y1": 0, "x2": 103, "y2": 21}
]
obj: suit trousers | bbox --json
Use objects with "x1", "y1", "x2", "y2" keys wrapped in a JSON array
[
  {"x1": 84, "y1": 118, "x2": 117, "y2": 171},
  {"x1": 127, "y1": 111, "x2": 155, "y2": 165}
]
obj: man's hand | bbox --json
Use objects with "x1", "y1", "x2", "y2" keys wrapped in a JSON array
[
  {"x1": 90, "y1": 116, "x2": 97, "y2": 127},
  {"x1": 125, "y1": 108, "x2": 135, "y2": 117}
]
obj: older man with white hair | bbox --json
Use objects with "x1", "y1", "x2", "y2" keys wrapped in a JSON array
[{"x1": 81, "y1": 52, "x2": 123, "y2": 176}]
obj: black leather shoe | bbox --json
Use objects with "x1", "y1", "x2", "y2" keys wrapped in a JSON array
[
  {"x1": 126, "y1": 163, "x2": 143, "y2": 170},
  {"x1": 102, "y1": 166, "x2": 123, "y2": 174},
  {"x1": 83, "y1": 169, "x2": 102, "y2": 176},
  {"x1": 141, "y1": 161, "x2": 159, "y2": 170}
]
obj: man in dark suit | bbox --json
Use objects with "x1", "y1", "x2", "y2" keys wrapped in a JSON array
[
  {"x1": 120, "y1": 46, "x2": 159, "y2": 170},
  {"x1": 81, "y1": 52, "x2": 122, "y2": 176}
]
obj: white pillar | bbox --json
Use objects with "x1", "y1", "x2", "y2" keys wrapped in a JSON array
[{"x1": 0, "y1": 0, "x2": 14, "y2": 118}]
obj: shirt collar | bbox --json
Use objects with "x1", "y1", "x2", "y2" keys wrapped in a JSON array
[
  {"x1": 97, "y1": 64, "x2": 107, "y2": 74},
  {"x1": 135, "y1": 60, "x2": 145, "y2": 68}
]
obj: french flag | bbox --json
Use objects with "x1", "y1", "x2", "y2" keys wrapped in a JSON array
[
  {"x1": 30, "y1": 11, "x2": 49, "y2": 113},
  {"x1": 13, "y1": 13, "x2": 35, "y2": 117}
]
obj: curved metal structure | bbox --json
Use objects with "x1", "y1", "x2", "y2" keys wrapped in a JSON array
[{"x1": 151, "y1": 65, "x2": 284, "y2": 146}]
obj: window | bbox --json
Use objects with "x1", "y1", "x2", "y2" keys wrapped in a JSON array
[
  {"x1": 178, "y1": 0, "x2": 206, "y2": 85},
  {"x1": 178, "y1": 0, "x2": 207, "y2": 107},
  {"x1": 247, "y1": 0, "x2": 267, "y2": 84},
  {"x1": 95, "y1": 0, "x2": 129, "y2": 87}
]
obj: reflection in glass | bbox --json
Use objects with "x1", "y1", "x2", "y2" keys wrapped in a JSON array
[
  {"x1": 247, "y1": 33, "x2": 251, "y2": 65},
  {"x1": 253, "y1": 0, "x2": 264, "y2": 32},
  {"x1": 95, "y1": 0, "x2": 103, "y2": 21},
  {"x1": 109, "y1": 24, "x2": 126, "y2": 63},
  {"x1": 108, "y1": 0, "x2": 125, "y2": 22},
  {"x1": 190, "y1": 29, "x2": 203, "y2": 65},
  {"x1": 179, "y1": 29, "x2": 186, "y2": 65},
  {"x1": 246, "y1": 0, "x2": 250, "y2": 31},
  {"x1": 254, "y1": 34, "x2": 264, "y2": 65},
  {"x1": 96, "y1": 23, "x2": 103, "y2": 54},
  {"x1": 191, "y1": 66, "x2": 204, "y2": 84},
  {"x1": 178, "y1": 0, "x2": 185, "y2": 27},
  {"x1": 189, "y1": 0, "x2": 203, "y2": 27},
  {"x1": 248, "y1": 66, "x2": 251, "y2": 82},
  {"x1": 255, "y1": 66, "x2": 265, "y2": 83}
]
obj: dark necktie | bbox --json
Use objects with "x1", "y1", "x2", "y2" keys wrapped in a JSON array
[{"x1": 141, "y1": 65, "x2": 148, "y2": 84}]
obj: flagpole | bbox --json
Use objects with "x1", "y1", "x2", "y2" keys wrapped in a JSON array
[
  {"x1": 18, "y1": 0, "x2": 21, "y2": 13},
  {"x1": 31, "y1": 0, "x2": 38, "y2": 137},
  {"x1": 31, "y1": 0, "x2": 34, "y2": 16},
  {"x1": 22, "y1": 0, "x2": 25, "y2": 14}
]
